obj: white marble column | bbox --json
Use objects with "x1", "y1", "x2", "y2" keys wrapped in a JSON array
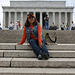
[
  {"x1": 49, "y1": 12, "x2": 51, "y2": 27},
  {"x1": 53, "y1": 12, "x2": 55, "y2": 25},
  {"x1": 70, "y1": 12, "x2": 73, "y2": 29},
  {"x1": 21, "y1": 12, "x2": 23, "y2": 29},
  {"x1": 34, "y1": 12, "x2": 36, "y2": 18},
  {"x1": 3, "y1": 12, "x2": 6, "y2": 29},
  {"x1": 8, "y1": 12, "x2": 11, "y2": 27},
  {"x1": 65, "y1": 12, "x2": 67, "y2": 26},
  {"x1": 27, "y1": 12, "x2": 29, "y2": 15},
  {"x1": 14, "y1": 12, "x2": 17, "y2": 30},
  {"x1": 59, "y1": 12, "x2": 61, "y2": 30},
  {"x1": 40, "y1": 12, "x2": 42, "y2": 28}
]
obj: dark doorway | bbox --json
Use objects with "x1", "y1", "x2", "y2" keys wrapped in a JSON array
[
  {"x1": 36, "y1": 12, "x2": 46, "y2": 28},
  {"x1": 36, "y1": 12, "x2": 40, "y2": 22},
  {"x1": 42, "y1": 12, "x2": 46, "y2": 27}
]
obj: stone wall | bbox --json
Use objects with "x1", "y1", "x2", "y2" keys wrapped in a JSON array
[
  {"x1": 10, "y1": 1, "x2": 66, "y2": 7},
  {"x1": 0, "y1": 30, "x2": 75, "y2": 44}
]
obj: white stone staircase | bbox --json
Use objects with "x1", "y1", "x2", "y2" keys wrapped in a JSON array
[{"x1": 0, "y1": 43, "x2": 75, "y2": 75}]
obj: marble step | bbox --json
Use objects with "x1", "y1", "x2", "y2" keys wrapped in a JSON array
[
  {"x1": 2, "y1": 50, "x2": 75, "y2": 58},
  {"x1": 11, "y1": 58, "x2": 75, "y2": 68},
  {"x1": 16, "y1": 44, "x2": 75, "y2": 50},
  {"x1": 0, "y1": 58, "x2": 12, "y2": 67},
  {"x1": 0, "y1": 68, "x2": 75, "y2": 75},
  {"x1": 0, "y1": 43, "x2": 75, "y2": 50},
  {"x1": 1, "y1": 58, "x2": 75, "y2": 68}
]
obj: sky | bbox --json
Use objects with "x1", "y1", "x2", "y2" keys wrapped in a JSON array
[{"x1": 0, "y1": 0, "x2": 75, "y2": 27}]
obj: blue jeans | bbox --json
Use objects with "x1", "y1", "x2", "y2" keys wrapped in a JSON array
[
  {"x1": 45, "y1": 22, "x2": 49, "y2": 30},
  {"x1": 66, "y1": 27, "x2": 70, "y2": 30},
  {"x1": 0, "y1": 27, "x2": 2, "y2": 30},
  {"x1": 9, "y1": 27, "x2": 14, "y2": 30},
  {"x1": 29, "y1": 39, "x2": 49, "y2": 57},
  {"x1": 71, "y1": 27, "x2": 74, "y2": 30}
]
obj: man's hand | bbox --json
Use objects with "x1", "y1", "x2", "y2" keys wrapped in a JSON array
[{"x1": 39, "y1": 43, "x2": 44, "y2": 48}]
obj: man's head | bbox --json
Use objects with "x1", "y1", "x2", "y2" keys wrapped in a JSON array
[
  {"x1": 46, "y1": 15, "x2": 48, "y2": 17},
  {"x1": 17, "y1": 20, "x2": 19, "y2": 23},
  {"x1": 63, "y1": 22, "x2": 64, "y2": 24},
  {"x1": 72, "y1": 21, "x2": 73, "y2": 23},
  {"x1": 10, "y1": 22, "x2": 12, "y2": 24}
]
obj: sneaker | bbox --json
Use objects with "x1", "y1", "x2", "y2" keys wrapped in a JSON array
[
  {"x1": 42, "y1": 54, "x2": 49, "y2": 60},
  {"x1": 38, "y1": 54, "x2": 43, "y2": 60}
]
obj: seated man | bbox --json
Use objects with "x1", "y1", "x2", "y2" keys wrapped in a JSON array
[
  {"x1": 60, "y1": 22, "x2": 65, "y2": 30},
  {"x1": 0, "y1": 23, "x2": 2, "y2": 30},
  {"x1": 49, "y1": 22, "x2": 58, "y2": 30},
  {"x1": 9, "y1": 22, "x2": 14, "y2": 30}
]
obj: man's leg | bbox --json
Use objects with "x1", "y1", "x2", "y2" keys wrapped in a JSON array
[
  {"x1": 47, "y1": 22, "x2": 49, "y2": 30},
  {"x1": 45, "y1": 22, "x2": 47, "y2": 30},
  {"x1": 17, "y1": 25, "x2": 18, "y2": 30}
]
